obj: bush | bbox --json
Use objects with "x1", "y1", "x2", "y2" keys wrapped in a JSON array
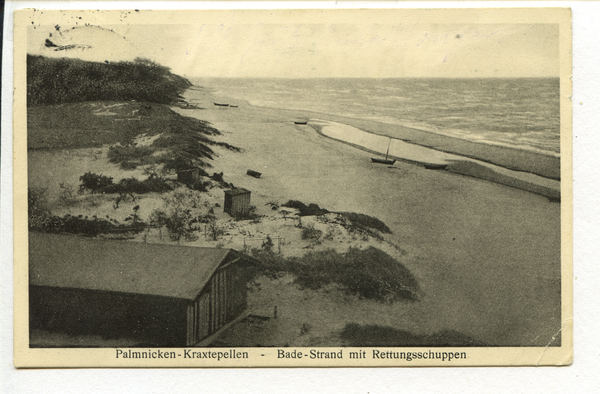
[
  {"x1": 107, "y1": 145, "x2": 155, "y2": 169},
  {"x1": 29, "y1": 213, "x2": 144, "y2": 236},
  {"x1": 112, "y1": 177, "x2": 172, "y2": 194},
  {"x1": 150, "y1": 208, "x2": 196, "y2": 242},
  {"x1": 28, "y1": 188, "x2": 51, "y2": 230},
  {"x1": 108, "y1": 145, "x2": 154, "y2": 162},
  {"x1": 79, "y1": 172, "x2": 114, "y2": 193},
  {"x1": 340, "y1": 324, "x2": 484, "y2": 347},
  {"x1": 80, "y1": 172, "x2": 172, "y2": 195},
  {"x1": 282, "y1": 200, "x2": 329, "y2": 216},
  {"x1": 57, "y1": 183, "x2": 77, "y2": 207},
  {"x1": 301, "y1": 225, "x2": 322, "y2": 242},
  {"x1": 338, "y1": 212, "x2": 392, "y2": 234},
  {"x1": 249, "y1": 247, "x2": 419, "y2": 302},
  {"x1": 281, "y1": 199, "x2": 391, "y2": 236}
]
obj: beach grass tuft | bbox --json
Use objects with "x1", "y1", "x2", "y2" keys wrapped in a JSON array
[
  {"x1": 249, "y1": 247, "x2": 419, "y2": 302},
  {"x1": 340, "y1": 323, "x2": 484, "y2": 347},
  {"x1": 337, "y1": 212, "x2": 392, "y2": 234}
]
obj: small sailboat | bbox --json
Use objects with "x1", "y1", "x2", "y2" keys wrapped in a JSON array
[{"x1": 371, "y1": 138, "x2": 396, "y2": 165}]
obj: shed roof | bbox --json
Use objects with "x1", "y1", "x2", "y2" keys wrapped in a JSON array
[
  {"x1": 29, "y1": 233, "x2": 240, "y2": 300},
  {"x1": 224, "y1": 188, "x2": 251, "y2": 196}
]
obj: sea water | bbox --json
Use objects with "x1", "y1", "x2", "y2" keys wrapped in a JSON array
[{"x1": 193, "y1": 77, "x2": 560, "y2": 156}]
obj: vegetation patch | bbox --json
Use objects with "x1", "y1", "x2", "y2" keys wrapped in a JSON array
[
  {"x1": 282, "y1": 200, "x2": 329, "y2": 216},
  {"x1": 29, "y1": 187, "x2": 144, "y2": 236},
  {"x1": 248, "y1": 247, "x2": 419, "y2": 302},
  {"x1": 282, "y1": 199, "x2": 391, "y2": 236},
  {"x1": 301, "y1": 225, "x2": 323, "y2": 242},
  {"x1": 79, "y1": 172, "x2": 172, "y2": 195},
  {"x1": 340, "y1": 323, "x2": 484, "y2": 347},
  {"x1": 337, "y1": 212, "x2": 391, "y2": 234},
  {"x1": 103, "y1": 177, "x2": 173, "y2": 195},
  {"x1": 27, "y1": 55, "x2": 191, "y2": 106},
  {"x1": 27, "y1": 55, "x2": 242, "y2": 178},
  {"x1": 149, "y1": 189, "x2": 217, "y2": 243}
]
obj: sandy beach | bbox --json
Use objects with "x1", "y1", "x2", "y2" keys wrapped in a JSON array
[{"x1": 167, "y1": 86, "x2": 562, "y2": 347}]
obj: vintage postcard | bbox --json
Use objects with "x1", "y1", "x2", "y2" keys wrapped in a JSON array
[{"x1": 13, "y1": 7, "x2": 572, "y2": 367}]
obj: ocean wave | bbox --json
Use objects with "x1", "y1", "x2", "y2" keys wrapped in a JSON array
[{"x1": 194, "y1": 78, "x2": 560, "y2": 156}]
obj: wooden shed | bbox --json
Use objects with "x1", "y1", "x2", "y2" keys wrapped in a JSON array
[
  {"x1": 177, "y1": 168, "x2": 203, "y2": 186},
  {"x1": 29, "y1": 232, "x2": 250, "y2": 347},
  {"x1": 224, "y1": 188, "x2": 251, "y2": 217}
]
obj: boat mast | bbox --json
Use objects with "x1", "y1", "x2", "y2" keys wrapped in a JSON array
[{"x1": 385, "y1": 138, "x2": 391, "y2": 160}]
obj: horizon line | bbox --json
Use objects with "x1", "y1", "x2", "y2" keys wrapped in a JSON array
[{"x1": 187, "y1": 76, "x2": 560, "y2": 79}]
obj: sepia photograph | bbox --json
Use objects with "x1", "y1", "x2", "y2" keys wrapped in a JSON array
[{"x1": 12, "y1": 7, "x2": 572, "y2": 367}]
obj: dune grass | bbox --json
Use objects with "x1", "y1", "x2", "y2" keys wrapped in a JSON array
[
  {"x1": 27, "y1": 55, "x2": 191, "y2": 106},
  {"x1": 282, "y1": 199, "x2": 392, "y2": 235},
  {"x1": 340, "y1": 323, "x2": 484, "y2": 347},
  {"x1": 249, "y1": 247, "x2": 419, "y2": 302}
]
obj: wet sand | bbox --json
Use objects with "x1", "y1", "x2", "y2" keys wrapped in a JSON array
[{"x1": 175, "y1": 88, "x2": 561, "y2": 346}]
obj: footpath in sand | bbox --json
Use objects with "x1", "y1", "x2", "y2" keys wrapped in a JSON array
[{"x1": 174, "y1": 87, "x2": 562, "y2": 347}]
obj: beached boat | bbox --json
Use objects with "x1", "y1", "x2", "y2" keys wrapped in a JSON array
[
  {"x1": 214, "y1": 102, "x2": 229, "y2": 107},
  {"x1": 246, "y1": 169, "x2": 262, "y2": 178},
  {"x1": 424, "y1": 163, "x2": 448, "y2": 170},
  {"x1": 371, "y1": 158, "x2": 396, "y2": 165},
  {"x1": 294, "y1": 121, "x2": 308, "y2": 125},
  {"x1": 371, "y1": 138, "x2": 396, "y2": 165},
  {"x1": 230, "y1": 105, "x2": 239, "y2": 108}
]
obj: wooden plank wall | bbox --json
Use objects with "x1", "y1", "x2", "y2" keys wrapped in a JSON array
[{"x1": 186, "y1": 261, "x2": 248, "y2": 345}]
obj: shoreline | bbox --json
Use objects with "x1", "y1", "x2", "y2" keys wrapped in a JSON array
[
  {"x1": 183, "y1": 84, "x2": 561, "y2": 199},
  {"x1": 189, "y1": 86, "x2": 560, "y2": 181},
  {"x1": 236, "y1": 101, "x2": 559, "y2": 158},
  {"x1": 311, "y1": 120, "x2": 560, "y2": 201}
]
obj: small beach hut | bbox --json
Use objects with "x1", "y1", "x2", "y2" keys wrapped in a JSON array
[
  {"x1": 223, "y1": 188, "x2": 251, "y2": 217},
  {"x1": 177, "y1": 168, "x2": 203, "y2": 185},
  {"x1": 29, "y1": 233, "x2": 250, "y2": 347}
]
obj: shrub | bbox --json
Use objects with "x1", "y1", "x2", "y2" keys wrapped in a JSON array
[
  {"x1": 57, "y1": 183, "x2": 77, "y2": 207},
  {"x1": 301, "y1": 225, "x2": 322, "y2": 242},
  {"x1": 107, "y1": 145, "x2": 155, "y2": 169},
  {"x1": 206, "y1": 221, "x2": 224, "y2": 241},
  {"x1": 29, "y1": 212, "x2": 144, "y2": 236},
  {"x1": 79, "y1": 172, "x2": 114, "y2": 193},
  {"x1": 282, "y1": 200, "x2": 329, "y2": 216},
  {"x1": 248, "y1": 247, "x2": 419, "y2": 302},
  {"x1": 150, "y1": 208, "x2": 195, "y2": 242},
  {"x1": 338, "y1": 212, "x2": 392, "y2": 234},
  {"x1": 120, "y1": 161, "x2": 139, "y2": 170},
  {"x1": 80, "y1": 173, "x2": 172, "y2": 195},
  {"x1": 340, "y1": 323, "x2": 484, "y2": 347},
  {"x1": 28, "y1": 187, "x2": 51, "y2": 230}
]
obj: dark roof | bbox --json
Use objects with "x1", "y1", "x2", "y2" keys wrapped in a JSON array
[
  {"x1": 29, "y1": 233, "x2": 241, "y2": 300},
  {"x1": 224, "y1": 188, "x2": 251, "y2": 196}
]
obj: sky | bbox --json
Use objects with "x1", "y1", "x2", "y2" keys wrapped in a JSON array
[{"x1": 26, "y1": 9, "x2": 560, "y2": 78}]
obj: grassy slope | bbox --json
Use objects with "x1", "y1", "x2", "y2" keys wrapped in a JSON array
[
  {"x1": 27, "y1": 55, "x2": 191, "y2": 106},
  {"x1": 27, "y1": 55, "x2": 238, "y2": 172}
]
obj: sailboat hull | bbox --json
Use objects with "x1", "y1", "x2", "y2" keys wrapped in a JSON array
[{"x1": 371, "y1": 158, "x2": 396, "y2": 165}]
